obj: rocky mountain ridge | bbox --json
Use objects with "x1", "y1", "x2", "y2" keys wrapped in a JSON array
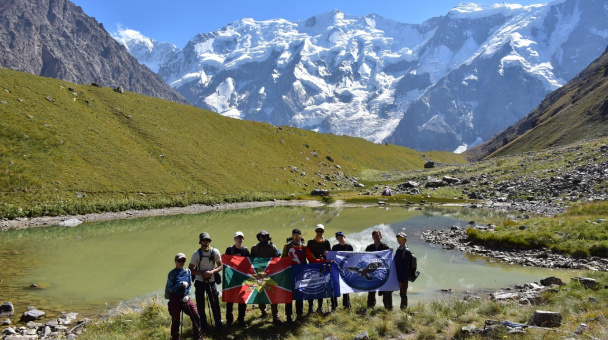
[
  {"x1": 0, "y1": 0, "x2": 188, "y2": 105},
  {"x1": 122, "y1": 0, "x2": 608, "y2": 151}
]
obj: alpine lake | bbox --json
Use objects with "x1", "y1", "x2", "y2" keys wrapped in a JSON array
[{"x1": 0, "y1": 205, "x2": 580, "y2": 322}]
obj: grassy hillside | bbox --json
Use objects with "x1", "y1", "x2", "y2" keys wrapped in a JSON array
[
  {"x1": 467, "y1": 47, "x2": 608, "y2": 160},
  {"x1": 0, "y1": 68, "x2": 465, "y2": 219}
]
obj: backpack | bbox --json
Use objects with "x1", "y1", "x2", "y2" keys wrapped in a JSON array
[
  {"x1": 403, "y1": 248, "x2": 419, "y2": 282},
  {"x1": 195, "y1": 247, "x2": 222, "y2": 284},
  {"x1": 227, "y1": 245, "x2": 248, "y2": 256}
]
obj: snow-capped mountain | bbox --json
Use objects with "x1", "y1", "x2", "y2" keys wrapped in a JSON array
[
  {"x1": 112, "y1": 28, "x2": 179, "y2": 73},
  {"x1": 129, "y1": 0, "x2": 608, "y2": 152}
]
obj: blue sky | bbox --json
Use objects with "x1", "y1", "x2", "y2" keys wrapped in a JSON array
[{"x1": 71, "y1": 0, "x2": 547, "y2": 48}]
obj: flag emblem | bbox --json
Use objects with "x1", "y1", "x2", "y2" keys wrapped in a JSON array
[{"x1": 222, "y1": 255, "x2": 293, "y2": 304}]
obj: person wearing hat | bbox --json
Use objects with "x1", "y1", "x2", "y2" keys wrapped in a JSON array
[
  {"x1": 250, "y1": 230, "x2": 282, "y2": 324},
  {"x1": 189, "y1": 232, "x2": 223, "y2": 332},
  {"x1": 330, "y1": 231, "x2": 353, "y2": 310},
  {"x1": 394, "y1": 232, "x2": 413, "y2": 310},
  {"x1": 305, "y1": 224, "x2": 332, "y2": 314},
  {"x1": 166, "y1": 253, "x2": 203, "y2": 340},
  {"x1": 365, "y1": 229, "x2": 393, "y2": 310},
  {"x1": 224, "y1": 231, "x2": 250, "y2": 327},
  {"x1": 281, "y1": 228, "x2": 309, "y2": 323}
]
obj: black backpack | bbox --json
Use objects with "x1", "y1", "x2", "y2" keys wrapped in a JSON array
[{"x1": 403, "y1": 248, "x2": 419, "y2": 282}]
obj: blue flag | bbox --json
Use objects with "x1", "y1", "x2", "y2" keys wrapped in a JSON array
[
  {"x1": 292, "y1": 262, "x2": 340, "y2": 300},
  {"x1": 326, "y1": 250, "x2": 399, "y2": 293}
]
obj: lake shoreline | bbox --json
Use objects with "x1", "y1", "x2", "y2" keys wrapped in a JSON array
[{"x1": 0, "y1": 199, "x2": 327, "y2": 231}]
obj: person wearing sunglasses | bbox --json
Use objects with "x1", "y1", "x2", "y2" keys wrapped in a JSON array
[
  {"x1": 166, "y1": 253, "x2": 203, "y2": 340},
  {"x1": 305, "y1": 224, "x2": 332, "y2": 314}
]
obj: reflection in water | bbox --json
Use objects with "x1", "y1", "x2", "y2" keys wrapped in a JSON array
[{"x1": 0, "y1": 206, "x2": 578, "y2": 320}]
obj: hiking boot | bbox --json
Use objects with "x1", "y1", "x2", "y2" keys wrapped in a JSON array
[
  {"x1": 286, "y1": 316, "x2": 293, "y2": 324},
  {"x1": 237, "y1": 319, "x2": 248, "y2": 327},
  {"x1": 259, "y1": 311, "x2": 269, "y2": 319},
  {"x1": 273, "y1": 318, "x2": 283, "y2": 325}
]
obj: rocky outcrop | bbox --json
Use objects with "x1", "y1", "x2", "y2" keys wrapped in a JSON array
[
  {"x1": 422, "y1": 226, "x2": 608, "y2": 271},
  {"x1": 1, "y1": 309, "x2": 89, "y2": 340},
  {"x1": 0, "y1": 0, "x2": 188, "y2": 105}
]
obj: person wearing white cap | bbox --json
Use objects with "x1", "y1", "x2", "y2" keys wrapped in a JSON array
[
  {"x1": 305, "y1": 223, "x2": 332, "y2": 314},
  {"x1": 224, "y1": 231, "x2": 250, "y2": 327},
  {"x1": 166, "y1": 253, "x2": 203, "y2": 340}
]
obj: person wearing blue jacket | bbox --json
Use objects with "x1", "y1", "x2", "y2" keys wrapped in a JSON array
[{"x1": 167, "y1": 252, "x2": 203, "y2": 340}]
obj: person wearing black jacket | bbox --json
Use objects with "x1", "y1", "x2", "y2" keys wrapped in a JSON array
[
  {"x1": 331, "y1": 231, "x2": 353, "y2": 310},
  {"x1": 224, "y1": 231, "x2": 250, "y2": 327},
  {"x1": 250, "y1": 230, "x2": 282, "y2": 324},
  {"x1": 364, "y1": 229, "x2": 393, "y2": 310},
  {"x1": 394, "y1": 232, "x2": 413, "y2": 310}
]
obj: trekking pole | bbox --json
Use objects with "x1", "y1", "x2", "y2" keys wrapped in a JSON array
[
  {"x1": 204, "y1": 280, "x2": 214, "y2": 327},
  {"x1": 185, "y1": 301, "x2": 204, "y2": 336},
  {"x1": 327, "y1": 262, "x2": 335, "y2": 310},
  {"x1": 180, "y1": 303, "x2": 184, "y2": 339}
]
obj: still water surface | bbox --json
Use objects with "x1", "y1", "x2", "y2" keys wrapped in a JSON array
[{"x1": 0, "y1": 206, "x2": 578, "y2": 320}]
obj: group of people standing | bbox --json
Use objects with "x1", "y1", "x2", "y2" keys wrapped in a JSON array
[{"x1": 165, "y1": 225, "x2": 414, "y2": 340}]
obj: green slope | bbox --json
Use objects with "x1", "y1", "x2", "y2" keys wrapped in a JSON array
[{"x1": 0, "y1": 68, "x2": 465, "y2": 218}]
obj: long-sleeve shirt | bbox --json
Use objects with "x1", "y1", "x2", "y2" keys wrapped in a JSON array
[
  {"x1": 365, "y1": 243, "x2": 390, "y2": 252},
  {"x1": 167, "y1": 267, "x2": 192, "y2": 296},
  {"x1": 250, "y1": 242, "x2": 279, "y2": 258},
  {"x1": 394, "y1": 246, "x2": 412, "y2": 283},
  {"x1": 306, "y1": 238, "x2": 331, "y2": 263},
  {"x1": 332, "y1": 243, "x2": 354, "y2": 251},
  {"x1": 282, "y1": 243, "x2": 307, "y2": 265}
]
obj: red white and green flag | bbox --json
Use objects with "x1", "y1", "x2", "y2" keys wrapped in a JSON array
[{"x1": 221, "y1": 255, "x2": 293, "y2": 304}]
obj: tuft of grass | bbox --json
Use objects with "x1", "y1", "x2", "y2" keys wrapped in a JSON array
[{"x1": 466, "y1": 201, "x2": 608, "y2": 257}]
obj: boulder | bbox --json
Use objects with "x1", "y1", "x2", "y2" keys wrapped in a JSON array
[
  {"x1": 575, "y1": 277, "x2": 600, "y2": 289},
  {"x1": 114, "y1": 86, "x2": 124, "y2": 94},
  {"x1": 425, "y1": 179, "x2": 448, "y2": 188},
  {"x1": 20, "y1": 307, "x2": 45, "y2": 322},
  {"x1": 399, "y1": 181, "x2": 419, "y2": 189},
  {"x1": 528, "y1": 310, "x2": 561, "y2": 327},
  {"x1": 442, "y1": 176, "x2": 461, "y2": 184},
  {"x1": 540, "y1": 277, "x2": 564, "y2": 286},
  {"x1": 310, "y1": 189, "x2": 330, "y2": 197},
  {"x1": 58, "y1": 312, "x2": 78, "y2": 325},
  {"x1": 424, "y1": 161, "x2": 435, "y2": 169},
  {"x1": 0, "y1": 302, "x2": 14, "y2": 317},
  {"x1": 59, "y1": 218, "x2": 82, "y2": 227},
  {"x1": 354, "y1": 331, "x2": 370, "y2": 340}
]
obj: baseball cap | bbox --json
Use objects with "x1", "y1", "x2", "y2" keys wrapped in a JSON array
[
  {"x1": 335, "y1": 231, "x2": 345, "y2": 237},
  {"x1": 315, "y1": 224, "x2": 325, "y2": 231},
  {"x1": 175, "y1": 253, "x2": 187, "y2": 260},
  {"x1": 292, "y1": 228, "x2": 302, "y2": 235},
  {"x1": 199, "y1": 232, "x2": 211, "y2": 242},
  {"x1": 234, "y1": 231, "x2": 244, "y2": 238},
  {"x1": 396, "y1": 232, "x2": 407, "y2": 238}
]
